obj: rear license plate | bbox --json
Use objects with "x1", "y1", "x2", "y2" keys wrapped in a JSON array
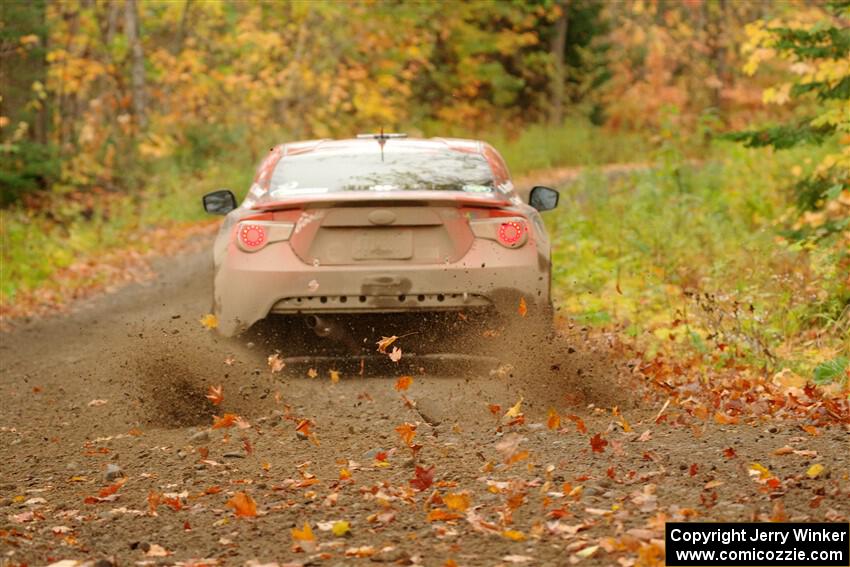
[{"x1": 353, "y1": 230, "x2": 413, "y2": 260}]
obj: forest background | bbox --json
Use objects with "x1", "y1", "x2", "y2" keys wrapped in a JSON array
[{"x1": 1, "y1": 0, "x2": 848, "y2": 387}]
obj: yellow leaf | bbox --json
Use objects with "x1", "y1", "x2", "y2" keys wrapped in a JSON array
[
  {"x1": 504, "y1": 396, "x2": 523, "y2": 419},
  {"x1": 329, "y1": 369, "x2": 341, "y2": 383},
  {"x1": 518, "y1": 297, "x2": 528, "y2": 317},
  {"x1": 291, "y1": 522, "x2": 315, "y2": 542},
  {"x1": 806, "y1": 463, "x2": 825, "y2": 479},
  {"x1": 307, "y1": 368, "x2": 318, "y2": 379},
  {"x1": 200, "y1": 313, "x2": 218, "y2": 329},
  {"x1": 502, "y1": 529, "x2": 526, "y2": 541},
  {"x1": 443, "y1": 492, "x2": 470, "y2": 512},
  {"x1": 332, "y1": 520, "x2": 350, "y2": 537},
  {"x1": 748, "y1": 462, "x2": 772, "y2": 480}
]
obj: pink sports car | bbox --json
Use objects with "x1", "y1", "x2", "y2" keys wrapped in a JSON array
[{"x1": 203, "y1": 134, "x2": 559, "y2": 344}]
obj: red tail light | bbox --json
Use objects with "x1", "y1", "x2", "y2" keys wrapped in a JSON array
[
  {"x1": 498, "y1": 221, "x2": 525, "y2": 246},
  {"x1": 239, "y1": 224, "x2": 266, "y2": 250}
]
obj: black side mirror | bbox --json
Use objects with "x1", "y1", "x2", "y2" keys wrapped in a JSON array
[
  {"x1": 203, "y1": 189, "x2": 237, "y2": 215},
  {"x1": 529, "y1": 186, "x2": 559, "y2": 211}
]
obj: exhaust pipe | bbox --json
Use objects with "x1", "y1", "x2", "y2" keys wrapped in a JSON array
[{"x1": 305, "y1": 315, "x2": 359, "y2": 353}]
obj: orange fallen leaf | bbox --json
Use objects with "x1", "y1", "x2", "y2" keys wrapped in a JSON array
[
  {"x1": 506, "y1": 450, "x2": 529, "y2": 465},
  {"x1": 226, "y1": 491, "x2": 257, "y2": 517},
  {"x1": 307, "y1": 367, "x2": 318, "y2": 379},
  {"x1": 395, "y1": 422, "x2": 416, "y2": 446},
  {"x1": 395, "y1": 375, "x2": 413, "y2": 391},
  {"x1": 546, "y1": 408, "x2": 561, "y2": 430},
  {"x1": 714, "y1": 411, "x2": 738, "y2": 425},
  {"x1": 206, "y1": 385, "x2": 224, "y2": 406},
  {"x1": 427, "y1": 509, "x2": 463, "y2": 522},
  {"x1": 518, "y1": 297, "x2": 528, "y2": 317},
  {"x1": 590, "y1": 433, "x2": 608, "y2": 453},
  {"x1": 212, "y1": 413, "x2": 239, "y2": 429},
  {"x1": 488, "y1": 404, "x2": 502, "y2": 416},
  {"x1": 443, "y1": 492, "x2": 470, "y2": 512},
  {"x1": 339, "y1": 468, "x2": 352, "y2": 480},
  {"x1": 567, "y1": 415, "x2": 587, "y2": 434},
  {"x1": 723, "y1": 447, "x2": 737, "y2": 459},
  {"x1": 502, "y1": 529, "x2": 526, "y2": 541},
  {"x1": 98, "y1": 477, "x2": 126, "y2": 498},
  {"x1": 329, "y1": 369, "x2": 341, "y2": 383},
  {"x1": 291, "y1": 521, "x2": 315, "y2": 541},
  {"x1": 801, "y1": 425, "x2": 820, "y2": 436}
]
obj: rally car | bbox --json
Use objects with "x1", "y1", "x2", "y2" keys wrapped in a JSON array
[{"x1": 202, "y1": 134, "x2": 559, "y2": 341}]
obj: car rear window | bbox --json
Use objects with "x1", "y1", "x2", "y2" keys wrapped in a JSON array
[{"x1": 267, "y1": 147, "x2": 496, "y2": 197}]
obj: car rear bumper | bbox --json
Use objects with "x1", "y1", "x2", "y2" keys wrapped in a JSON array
[{"x1": 213, "y1": 239, "x2": 549, "y2": 336}]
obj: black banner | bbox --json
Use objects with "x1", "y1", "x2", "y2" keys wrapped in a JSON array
[{"x1": 666, "y1": 522, "x2": 849, "y2": 566}]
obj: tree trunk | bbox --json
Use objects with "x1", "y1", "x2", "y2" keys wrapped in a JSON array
[
  {"x1": 124, "y1": 0, "x2": 147, "y2": 129},
  {"x1": 548, "y1": 0, "x2": 569, "y2": 126}
]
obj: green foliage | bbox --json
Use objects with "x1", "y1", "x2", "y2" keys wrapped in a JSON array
[
  {"x1": 547, "y1": 140, "x2": 847, "y2": 369},
  {"x1": 813, "y1": 357, "x2": 849, "y2": 386},
  {"x1": 0, "y1": 140, "x2": 60, "y2": 205}
]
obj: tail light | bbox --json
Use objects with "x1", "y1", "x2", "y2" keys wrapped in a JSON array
[
  {"x1": 235, "y1": 221, "x2": 294, "y2": 252},
  {"x1": 239, "y1": 224, "x2": 266, "y2": 250},
  {"x1": 498, "y1": 221, "x2": 524, "y2": 246},
  {"x1": 469, "y1": 217, "x2": 528, "y2": 248}
]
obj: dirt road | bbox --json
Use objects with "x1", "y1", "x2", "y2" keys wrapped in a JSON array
[{"x1": 1, "y1": 241, "x2": 848, "y2": 567}]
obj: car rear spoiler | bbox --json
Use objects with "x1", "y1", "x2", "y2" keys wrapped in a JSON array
[{"x1": 251, "y1": 190, "x2": 514, "y2": 211}]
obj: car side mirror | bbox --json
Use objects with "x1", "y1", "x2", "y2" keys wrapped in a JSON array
[
  {"x1": 203, "y1": 189, "x2": 237, "y2": 215},
  {"x1": 529, "y1": 186, "x2": 559, "y2": 211}
]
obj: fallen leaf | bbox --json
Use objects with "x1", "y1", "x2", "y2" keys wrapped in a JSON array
[
  {"x1": 87, "y1": 399, "x2": 108, "y2": 407},
  {"x1": 212, "y1": 413, "x2": 239, "y2": 429},
  {"x1": 395, "y1": 375, "x2": 413, "y2": 391},
  {"x1": 395, "y1": 423, "x2": 416, "y2": 446},
  {"x1": 518, "y1": 297, "x2": 528, "y2": 317},
  {"x1": 291, "y1": 521, "x2": 315, "y2": 541},
  {"x1": 444, "y1": 493, "x2": 471, "y2": 512},
  {"x1": 801, "y1": 425, "x2": 821, "y2": 436},
  {"x1": 332, "y1": 520, "x2": 350, "y2": 537},
  {"x1": 689, "y1": 463, "x2": 699, "y2": 477},
  {"x1": 330, "y1": 369, "x2": 341, "y2": 383},
  {"x1": 748, "y1": 462, "x2": 772, "y2": 480},
  {"x1": 226, "y1": 492, "x2": 257, "y2": 517},
  {"x1": 200, "y1": 313, "x2": 218, "y2": 329},
  {"x1": 773, "y1": 445, "x2": 795, "y2": 456},
  {"x1": 410, "y1": 465, "x2": 434, "y2": 491},
  {"x1": 99, "y1": 477, "x2": 126, "y2": 497},
  {"x1": 723, "y1": 447, "x2": 737, "y2": 459},
  {"x1": 206, "y1": 385, "x2": 223, "y2": 406},
  {"x1": 427, "y1": 509, "x2": 463, "y2": 522},
  {"x1": 267, "y1": 353, "x2": 285, "y2": 373},
  {"x1": 806, "y1": 463, "x2": 825, "y2": 479},
  {"x1": 502, "y1": 529, "x2": 526, "y2": 541},
  {"x1": 376, "y1": 336, "x2": 399, "y2": 353},
  {"x1": 590, "y1": 433, "x2": 608, "y2": 453},
  {"x1": 504, "y1": 397, "x2": 524, "y2": 419},
  {"x1": 547, "y1": 408, "x2": 561, "y2": 430},
  {"x1": 307, "y1": 368, "x2": 318, "y2": 379},
  {"x1": 568, "y1": 415, "x2": 588, "y2": 434}
]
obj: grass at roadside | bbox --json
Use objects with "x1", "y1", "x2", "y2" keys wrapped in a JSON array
[
  {"x1": 0, "y1": 120, "x2": 649, "y2": 312},
  {"x1": 547, "y1": 140, "x2": 849, "y2": 384}
]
